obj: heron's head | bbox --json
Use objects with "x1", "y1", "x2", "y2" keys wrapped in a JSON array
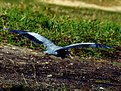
[
  {"x1": 44, "y1": 49, "x2": 69, "y2": 58},
  {"x1": 56, "y1": 49, "x2": 69, "y2": 58}
]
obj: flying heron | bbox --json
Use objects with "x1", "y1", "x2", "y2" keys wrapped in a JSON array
[{"x1": 3, "y1": 28, "x2": 112, "y2": 58}]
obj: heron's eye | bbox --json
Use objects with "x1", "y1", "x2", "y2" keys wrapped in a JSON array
[{"x1": 55, "y1": 52, "x2": 58, "y2": 55}]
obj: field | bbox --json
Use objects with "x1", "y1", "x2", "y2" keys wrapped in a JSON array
[
  {"x1": 77, "y1": 0, "x2": 121, "y2": 6},
  {"x1": 0, "y1": 0, "x2": 121, "y2": 90}
]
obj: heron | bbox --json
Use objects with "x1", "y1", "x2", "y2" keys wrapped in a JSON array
[{"x1": 3, "y1": 28, "x2": 112, "y2": 58}]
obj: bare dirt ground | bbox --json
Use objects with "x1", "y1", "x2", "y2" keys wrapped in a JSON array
[
  {"x1": 0, "y1": 44, "x2": 121, "y2": 90},
  {"x1": 41, "y1": 0, "x2": 121, "y2": 12}
]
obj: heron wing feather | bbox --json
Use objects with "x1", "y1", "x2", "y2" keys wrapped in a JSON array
[
  {"x1": 56, "y1": 43, "x2": 111, "y2": 50},
  {"x1": 3, "y1": 28, "x2": 55, "y2": 49}
]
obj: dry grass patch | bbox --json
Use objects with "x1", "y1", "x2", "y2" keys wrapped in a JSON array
[{"x1": 75, "y1": 0, "x2": 121, "y2": 6}]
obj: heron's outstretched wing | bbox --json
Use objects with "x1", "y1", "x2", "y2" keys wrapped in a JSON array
[
  {"x1": 3, "y1": 28, "x2": 56, "y2": 49},
  {"x1": 56, "y1": 42, "x2": 112, "y2": 50}
]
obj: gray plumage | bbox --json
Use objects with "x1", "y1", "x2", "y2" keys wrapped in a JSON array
[{"x1": 3, "y1": 28, "x2": 112, "y2": 58}]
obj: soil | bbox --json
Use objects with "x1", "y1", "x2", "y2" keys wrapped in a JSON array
[
  {"x1": 0, "y1": 44, "x2": 121, "y2": 90},
  {"x1": 41, "y1": 0, "x2": 121, "y2": 12}
]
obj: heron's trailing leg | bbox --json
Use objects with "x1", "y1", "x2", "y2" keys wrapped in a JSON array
[
  {"x1": 68, "y1": 51, "x2": 74, "y2": 59},
  {"x1": 68, "y1": 54, "x2": 74, "y2": 59}
]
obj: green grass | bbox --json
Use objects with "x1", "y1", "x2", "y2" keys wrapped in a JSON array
[
  {"x1": 0, "y1": 1, "x2": 121, "y2": 58},
  {"x1": 0, "y1": 0, "x2": 34, "y2": 3}
]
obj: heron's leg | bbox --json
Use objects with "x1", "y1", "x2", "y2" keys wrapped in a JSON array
[{"x1": 68, "y1": 51, "x2": 74, "y2": 59}]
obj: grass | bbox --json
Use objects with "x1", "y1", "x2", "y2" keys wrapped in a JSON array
[
  {"x1": 0, "y1": 0, "x2": 34, "y2": 3},
  {"x1": 0, "y1": 1, "x2": 121, "y2": 58}
]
